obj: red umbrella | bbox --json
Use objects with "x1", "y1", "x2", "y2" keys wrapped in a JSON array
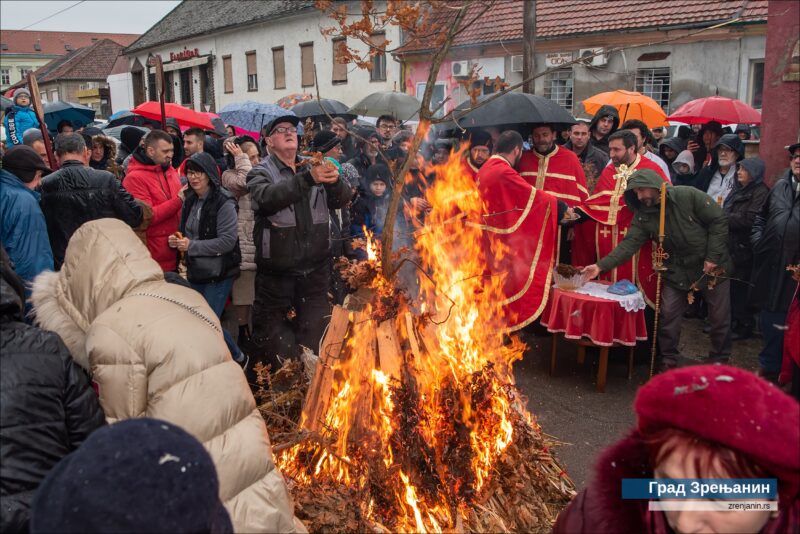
[
  {"x1": 667, "y1": 96, "x2": 761, "y2": 125},
  {"x1": 131, "y1": 101, "x2": 215, "y2": 129}
]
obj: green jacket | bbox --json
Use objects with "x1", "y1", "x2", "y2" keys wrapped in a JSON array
[{"x1": 597, "y1": 169, "x2": 732, "y2": 291}]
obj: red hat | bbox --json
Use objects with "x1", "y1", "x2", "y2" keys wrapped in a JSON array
[{"x1": 635, "y1": 365, "x2": 800, "y2": 503}]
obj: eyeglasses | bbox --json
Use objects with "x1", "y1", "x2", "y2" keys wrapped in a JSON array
[
  {"x1": 791, "y1": 153, "x2": 800, "y2": 160},
  {"x1": 186, "y1": 170, "x2": 202, "y2": 177},
  {"x1": 378, "y1": 124, "x2": 396, "y2": 131},
  {"x1": 271, "y1": 126, "x2": 298, "y2": 135}
]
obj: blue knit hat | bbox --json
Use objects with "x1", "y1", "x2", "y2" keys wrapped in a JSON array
[{"x1": 30, "y1": 418, "x2": 232, "y2": 533}]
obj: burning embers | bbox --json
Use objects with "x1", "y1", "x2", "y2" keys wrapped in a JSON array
[{"x1": 273, "y1": 149, "x2": 574, "y2": 533}]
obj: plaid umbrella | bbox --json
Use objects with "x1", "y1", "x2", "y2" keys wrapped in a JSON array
[
  {"x1": 218, "y1": 101, "x2": 294, "y2": 134},
  {"x1": 276, "y1": 93, "x2": 313, "y2": 110}
]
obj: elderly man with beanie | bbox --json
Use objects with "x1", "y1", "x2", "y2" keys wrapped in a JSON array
[
  {"x1": 554, "y1": 364, "x2": 800, "y2": 533},
  {"x1": 3, "y1": 88, "x2": 39, "y2": 147},
  {"x1": 247, "y1": 115, "x2": 352, "y2": 370},
  {"x1": 695, "y1": 133, "x2": 745, "y2": 206},
  {"x1": 0, "y1": 145, "x2": 54, "y2": 287},
  {"x1": 30, "y1": 418, "x2": 231, "y2": 534},
  {"x1": 583, "y1": 168, "x2": 733, "y2": 371},
  {"x1": 750, "y1": 142, "x2": 800, "y2": 382},
  {"x1": 31, "y1": 219, "x2": 303, "y2": 533},
  {"x1": 724, "y1": 156, "x2": 769, "y2": 341},
  {"x1": 1, "y1": 246, "x2": 105, "y2": 532},
  {"x1": 40, "y1": 133, "x2": 143, "y2": 269},
  {"x1": 588, "y1": 104, "x2": 620, "y2": 152}
]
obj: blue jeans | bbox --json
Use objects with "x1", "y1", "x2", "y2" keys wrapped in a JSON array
[
  {"x1": 191, "y1": 277, "x2": 242, "y2": 360},
  {"x1": 759, "y1": 310, "x2": 787, "y2": 373}
]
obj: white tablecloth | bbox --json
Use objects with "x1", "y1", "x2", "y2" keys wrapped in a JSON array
[{"x1": 569, "y1": 281, "x2": 647, "y2": 312}]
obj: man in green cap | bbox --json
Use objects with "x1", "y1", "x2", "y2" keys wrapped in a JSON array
[{"x1": 582, "y1": 168, "x2": 733, "y2": 371}]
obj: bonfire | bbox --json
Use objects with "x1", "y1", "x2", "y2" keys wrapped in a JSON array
[{"x1": 257, "y1": 148, "x2": 575, "y2": 533}]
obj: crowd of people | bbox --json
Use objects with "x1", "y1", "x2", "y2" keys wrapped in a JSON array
[{"x1": 1, "y1": 80, "x2": 799, "y2": 532}]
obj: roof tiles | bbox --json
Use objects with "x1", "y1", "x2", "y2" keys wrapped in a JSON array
[
  {"x1": 0, "y1": 30, "x2": 138, "y2": 56},
  {"x1": 398, "y1": 0, "x2": 768, "y2": 53}
]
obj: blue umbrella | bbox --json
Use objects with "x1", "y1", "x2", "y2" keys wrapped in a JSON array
[
  {"x1": 218, "y1": 101, "x2": 296, "y2": 134},
  {"x1": 43, "y1": 101, "x2": 96, "y2": 132},
  {"x1": 108, "y1": 109, "x2": 130, "y2": 121}
]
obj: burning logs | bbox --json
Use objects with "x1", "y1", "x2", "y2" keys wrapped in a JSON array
[{"x1": 262, "y1": 304, "x2": 575, "y2": 533}]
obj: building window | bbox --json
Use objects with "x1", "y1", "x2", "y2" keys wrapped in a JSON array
[
  {"x1": 222, "y1": 55, "x2": 233, "y2": 93},
  {"x1": 18, "y1": 67, "x2": 32, "y2": 79},
  {"x1": 749, "y1": 60, "x2": 764, "y2": 109},
  {"x1": 332, "y1": 38, "x2": 348, "y2": 84},
  {"x1": 300, "y1": 43, "x2": 314, "y2": 87},
  {"x1": 544, "y1": 69, "x2": 573, "y2": 111},
  {"x1": 416, "y1": 81, "x2": 445, "y2": 119},
  {"x1": 199, "y1": 63, "x2": 213, "y2": 111},
  {"x1": 179, "y1": 68, "x2": 192, "y2": 105},
  {"x1": 148, "y1": 72, "x2": 157, "y2": 101},
  {"x1": 165, "y1": 71, "x2": 175, "y2": 103},
  {"x1": 40, "y1": 91, "x2": 47, "y2": 103},
  {"x1": 635, "y1": 67, "x2": 671, "y2": 111},
  {"x1": 273, "y1": 47, "x2": 285, "y2": 89},
  {"x1": 0, "y1": 68, "x2": 9, "y2": 85},
  {"x1": 245, "y1": 51, "x2": 258, "y2": 91},
  {"x1": 49, "y1": 89, "x2": 59, "y2": 102},
  {"x1": 370, "y1": 33, "x2": 386, "y2": 81}
]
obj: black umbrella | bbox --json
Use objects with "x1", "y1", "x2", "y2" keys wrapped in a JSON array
[
  {"x1": 291, "y1": 98, "x2": 356, "y2": 123},
  {"x1": 105, "y1": 110, "x2": 159, "y2": 129},
  {"x1": 445, "y1": 92, "x2": 576, "y2": 131}
]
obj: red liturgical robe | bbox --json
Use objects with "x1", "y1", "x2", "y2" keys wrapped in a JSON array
[
  {"x1": 517, "y1": 146, "x2": 589, "y2": 207},
  {"x1": 474, "y1": 155, "x2": 559, "y2": 331},
  {"x1": 572, "y1": 154, "x2": 669, "y2": 306}
]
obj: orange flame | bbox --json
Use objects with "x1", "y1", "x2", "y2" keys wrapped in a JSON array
[{"x1": 278, "y1": 144, "x2": 526, "y2": 532}]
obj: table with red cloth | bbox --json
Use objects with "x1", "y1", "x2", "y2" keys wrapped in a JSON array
[{"x1": 541, "y1": 281, "x2": 648, "y2": 392}]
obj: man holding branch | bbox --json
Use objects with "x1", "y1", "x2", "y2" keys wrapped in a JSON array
[{"x1": 582, "y1": 169, "x2": 733, "y2": 372}]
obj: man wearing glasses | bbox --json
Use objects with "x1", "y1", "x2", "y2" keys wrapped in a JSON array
[
  {"x1": 376, "y1": 114, "x2": 397, "y2": 150},
  {"x1": 246, "y1": 115, "x2": 353, "y2": 372},
  {"x1": 750, "y1": 142, "x2": 800, "y2": 385}
]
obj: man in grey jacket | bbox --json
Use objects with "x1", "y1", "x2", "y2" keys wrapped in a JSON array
[{"x1": 247, "y1": 115, "x2": 352, "y2": 370}]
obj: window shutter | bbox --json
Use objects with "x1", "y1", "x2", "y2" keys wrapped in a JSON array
[
  {"x1": 246, "y1": 52, "x2": 257, "y2": 75},
  {"x1": 273, "y1": 47, "x2": 285, "y2": 89},
  {"x1": 301, "y1": 43, "x2": 314, "y2": 87},
  {"x1": 223, "y1": 56, "x2": 232, "y2": 93},
  {"x1": 332, "y1": 38, "x2": 347, "y2": 83}
]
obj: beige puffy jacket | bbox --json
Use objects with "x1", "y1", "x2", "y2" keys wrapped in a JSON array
[
  {"x1": 31, "y1": 218, "x2": 302, "y2": 533},
  {"x1": 221, "y1": 153, "x2": 257, "y2": 271}
]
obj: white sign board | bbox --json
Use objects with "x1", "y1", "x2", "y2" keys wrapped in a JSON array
[{"x1": 545, "y1": 52, "x2": 573, "y2": 68}]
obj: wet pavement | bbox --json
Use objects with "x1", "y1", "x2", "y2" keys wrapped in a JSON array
[{"x1": 513, "y1": 318, "x2": 761, "y2": 489}]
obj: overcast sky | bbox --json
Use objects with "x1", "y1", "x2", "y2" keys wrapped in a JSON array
[{"x1": 0, "y1": 1, "x2": 181, "y2": 34}]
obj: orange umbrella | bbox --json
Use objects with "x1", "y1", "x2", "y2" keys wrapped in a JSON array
[{"x1": 582, "y1": 90, "x2": 668, "y2": 129}]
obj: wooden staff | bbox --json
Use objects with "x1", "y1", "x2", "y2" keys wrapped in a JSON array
[
  {"x1": 153, "y1": 54, "x2": 167, "y2": 129},
  {"x1": 25, "y1": 72, "x2": 58, "y2": 170},
  {"x1": 649, "y1": 182, "x2": 669, "y2": 378}
]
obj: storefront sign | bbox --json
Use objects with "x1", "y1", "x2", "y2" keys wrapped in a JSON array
[
  {"x1": 170, "y1": 48, "x2": 200, "y2": 62},
  {"x1": 545, "y1": 52, "x2": 573, "y2": 68}
]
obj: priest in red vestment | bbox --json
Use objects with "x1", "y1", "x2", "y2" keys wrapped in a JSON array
[
  {"x1": 461, "y1": 129, "x2": 492, "y2": 182},
  {"x1": 517, "y1": 124, "x2": 588, "y2": 262},
  {"x1": 474, "y1": 130, "x2": 568, "y2": 331},
  {"x1": 572, "y1": 129, "x2": 670, "y2": 306}
]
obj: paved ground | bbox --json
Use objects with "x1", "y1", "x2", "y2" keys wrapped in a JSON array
[{"x1": 512, "y1": 318, "x2": 761, "y2": 490}]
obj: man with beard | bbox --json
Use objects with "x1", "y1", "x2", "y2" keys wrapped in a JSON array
[
  {"x1": 563, "y1": 119, "x2": 608, "y2": 194},
  {"x1": 461, "y1": 129, "x2": 492, "y2": 181},
  {"x1": 475, "y1": 130, "x2": 570, "y2": 331},
  {"x1": 572, "y1": 130, "x2": 669, "y2": 307},
  {"x1": 694, "y1": 133, "x2": 744, "y2": 207},
  {"x1": 621, "y1": 119, "x2": 671, "y2": 179},
  {"x1": 588, "y1": 104, "x2": 620, "y2": 152},
  {"x1": 583, "y1": 169, "x2": 732, "y2": 370},
  {"x1": 518, "y1": 123, "x2": 588, "y2": 262}
]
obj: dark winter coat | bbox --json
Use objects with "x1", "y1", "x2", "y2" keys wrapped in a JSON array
[
  {"x1": 693, "y1": 134, "x2": 744, "y2": 193},
  {"x1": 658, "y1": 136, "x2": 687, "y2": 183},
  {"x1": 39, "y1": 160, "x2": 143, "y2": 269},
  {"x1": 588, "y1": 104, "x2": 620, "y2": 153},
  {"x1": 179, "y1": 152, "x2": 241, "y2": 284},
  {"x1": 751, "y1": 169, "x2": 800, "y2": 312},
  {"x1": 597, "y1": 169, "x2": 732, "y2": 291},
  {"x1": 247, "y1": 153, "x2": 352, "y2": 275},
  {"x1": 723, "y1": 158, "x2": 769, "y2": 269},
  {"x1": 563, "y1": 140, "x2": 609, "y2": 192},
  {"x1": 0, "y1": 247, "x2": 105, "y2": 533}
]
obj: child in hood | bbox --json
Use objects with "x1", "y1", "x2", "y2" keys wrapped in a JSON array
[
  {"x1": 350, "y1": 163, "x2": 392, "y2": 258},
  {"x1": 671, "y1": 149, "x2": 696, "y2": 187},
  {"x1": 3, "y1": 88, "x2": 40, "y2": 147}
]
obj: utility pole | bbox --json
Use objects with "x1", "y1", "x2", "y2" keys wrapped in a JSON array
[{"x1": 522, "y1": 0, "x2": 536, "y2": 93}]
